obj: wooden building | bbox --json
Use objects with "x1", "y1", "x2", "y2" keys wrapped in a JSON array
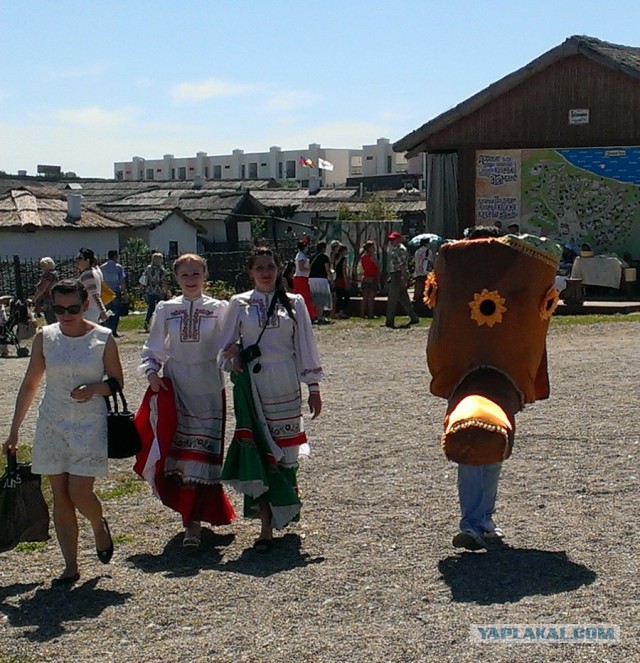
[{"x1": 394, "y1": 35, "x2": 640, "y2": 255}]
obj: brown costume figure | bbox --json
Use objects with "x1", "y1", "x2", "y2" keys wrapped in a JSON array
[{"x1": 425, "y1": 229, "x2": 561, "y2": 549}]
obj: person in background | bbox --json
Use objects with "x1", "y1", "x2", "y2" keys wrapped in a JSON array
[
  {"x1": 32, "y1": 257, "x2": 59, "y2": 325},
  {"x1": 218, "y1": 247, "x2": 323, "y2": 553},
  {"x1": 329, "y1": 239, "x2": 341, "y2": 316},
  {"x1": 334, "y1": 244, "x2": 350, "y2": 319},
  {"x1": 385, "y1": 232, "x2": 419, "y2": 328},
  {"x1": 141, "y1": 253, "x2": 168, "y2": 333},
  {"x1": 309, "y1": 241, "x2": 333, "y2": 324},
  {"x1": 359, "y1": 240, "x2": 379, "y2": 319},
  {"x1": 412, "y1": 238, "x2": 430, "y2": 305},
  {"x1": 76, "y1": 248, "x2": 109, "y2": 324},
  {"x1": 3, "y1": 279, "x2": 123, "y2": 586},
  {"x1": 292, "y1": 239, "x2": 315, "y2": 321},
  {"x1": 100, "y1": 250, "x2": 127, "y2": 338},
  {"x1": 138, "y1": 253, "x2": 235, "y2": 546}
]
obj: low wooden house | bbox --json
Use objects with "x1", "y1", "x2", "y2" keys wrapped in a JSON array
[
  {"x1": 394, "y1": 35, "x2": 640, "y2": 255},
  {"x1": 0, "y1": 187, "x2": 128, "y2": 260}
]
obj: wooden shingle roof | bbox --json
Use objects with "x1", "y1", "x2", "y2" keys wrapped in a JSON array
[{"x1": 394, "y1": 35, "x2": 640, "y2": 157}]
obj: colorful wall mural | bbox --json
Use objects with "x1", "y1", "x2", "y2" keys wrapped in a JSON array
[{"x1": 475, "y1": 148, "x2": 640, "y2": 255}]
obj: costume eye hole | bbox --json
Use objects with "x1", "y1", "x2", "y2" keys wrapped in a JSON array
[
  {"x1": 468, "y1": 289, "x2": 507, "y2": 328},
  {"x1": 479, "y1": 299, "x2": 496, "y2": 316}
]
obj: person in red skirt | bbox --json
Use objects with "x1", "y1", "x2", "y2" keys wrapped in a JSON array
[{"x1": 136, "y1": 253, "x2": 235, "y2": 546}]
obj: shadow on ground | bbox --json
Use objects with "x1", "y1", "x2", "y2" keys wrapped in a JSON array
[
  {"x1": 126, "y1": 528, "x2": 235, "y2": 578},
  {"x1": 438, "y1": 545, "x2": 596, "y2": 605},
  {"x1": 0, "y1": 577, "x2": 132, "y2": 642},
  {"x1": 220, "y1": 533, "x2": 325, "y2": 578}
]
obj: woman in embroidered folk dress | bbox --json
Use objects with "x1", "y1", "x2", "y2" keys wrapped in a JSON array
[
  {"x1": 3, "y1": 279, "x2": 122, "y2": 586},
  {"x1": 76, "y1": 247, "x2": 109, "y2": 324},
  {"x1": 219, "y1": 247, "x2": 323, "y2": 553},
  {"x1": 138, "y1": 253, "x2": 235, "y2": 546}
]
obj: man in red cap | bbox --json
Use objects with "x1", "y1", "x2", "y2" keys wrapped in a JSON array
[{"x1": 385, "y1": 231, "x2": 419, "y2": 328}]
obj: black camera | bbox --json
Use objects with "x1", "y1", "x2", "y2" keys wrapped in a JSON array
[{"x1": 239, "y1": 344, "x2": 261, "y2": 365}]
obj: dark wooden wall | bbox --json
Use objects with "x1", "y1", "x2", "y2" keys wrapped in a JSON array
[{"x1": 424, "y1": 55, "x2": 640, "y2": 233}]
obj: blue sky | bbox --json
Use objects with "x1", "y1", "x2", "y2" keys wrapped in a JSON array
[{"x1": 1, "y1": 0, "x2": 639, "y2": 178}]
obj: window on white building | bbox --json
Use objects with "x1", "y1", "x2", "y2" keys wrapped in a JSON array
[
  {"x1": 146, "y1": 168, "x2": 154, "y2": 180},
  {"x1": 249, "y1": 162, "x2": 258, "y2": 178},
  {"x1": 286, "y1": 160, "x2": 296, "y2": 178},
  {"x1": 351, "y1": 156, "x2": 362, "y2": 175},
  {"x1": 214, "y1": 165, "x2": 222, "y2": 179},
  {"x1": 178, "y1": 167, "x2": 186, "y2": 180}
]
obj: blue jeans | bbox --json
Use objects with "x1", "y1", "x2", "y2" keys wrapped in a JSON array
[
  {"x1": 457, "y1": 462, "x2": 502, "y2": 534},
  {"x1": 145, "y1": 293, "x2": 163, "y2": 324},
  {"x1": 105, "y1": 293, "x2": 123, "y2": 334}
]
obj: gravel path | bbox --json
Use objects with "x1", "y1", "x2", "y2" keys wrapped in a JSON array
[{"x1": 0, "y1": 320, "x2": 638, "y2": 662}]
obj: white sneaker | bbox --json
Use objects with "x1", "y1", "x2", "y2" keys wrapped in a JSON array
[{"x1": 452, "y1": 529, "x2": 486, "y2": 551}]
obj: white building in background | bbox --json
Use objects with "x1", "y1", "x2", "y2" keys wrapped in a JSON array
[{"x1": 114, "y1": 138, "x2": 421, "y2": 187}]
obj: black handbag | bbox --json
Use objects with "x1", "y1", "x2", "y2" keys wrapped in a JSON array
[
  {"x1": 104, "y1": 378, "x2": 142, "y2": 459},
  {"x1": 0, "y1": 451, "x2": 50, "y2": 553}
]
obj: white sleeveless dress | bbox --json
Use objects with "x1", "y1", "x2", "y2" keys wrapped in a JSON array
[{"x1": 32, "y1": 323, "x2": 111, "y2": 477}]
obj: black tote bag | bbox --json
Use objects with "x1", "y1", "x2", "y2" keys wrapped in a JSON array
[
  {"x1": 104, "y1": 378, "x2": 142, "y2": 459},
  {"x1": 0, "y1": 451, "x2": 50, "y2": 553}
]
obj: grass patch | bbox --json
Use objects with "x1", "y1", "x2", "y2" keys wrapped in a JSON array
[
  {"x1": 14, "y1": 541, "x2": 47, "y2": 553},
  {"x1": 551, "y1": 312, "x2": 640, "y2": 326},
  {"x1": 113, "y1": 533, "x2": 134, "y2": 545},
  {"x1": 97, "y1": 477, "x2": 143, "y2": 501}
]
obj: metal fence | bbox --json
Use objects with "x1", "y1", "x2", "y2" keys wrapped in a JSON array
[{"x1": 0, "y1": 240, "x2": 300, "y2": 301}]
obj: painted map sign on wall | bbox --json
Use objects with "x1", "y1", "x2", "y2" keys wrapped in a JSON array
[{"x1": 475, "y1": 148, "x2": 640, "y2": 255}]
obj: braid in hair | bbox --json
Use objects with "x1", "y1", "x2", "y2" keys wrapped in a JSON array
[{"x1": 248, "y1": 246, "x2": 295, "y2": 319}]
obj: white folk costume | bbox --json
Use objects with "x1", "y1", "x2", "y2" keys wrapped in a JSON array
[
  {"x1": 218, "y1": 290, "x2": 323, "y2": 529},
  {"x1": 138, "y1": 295, "x2": 235, "y2": 526}
]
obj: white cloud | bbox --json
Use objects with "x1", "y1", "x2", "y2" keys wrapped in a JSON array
[
  {"x1": 52, "y1": 106, "x2": 138, "y2": 130},
  {"x1": 170, "y1": 78, "x2": 257, "y2": 101}
]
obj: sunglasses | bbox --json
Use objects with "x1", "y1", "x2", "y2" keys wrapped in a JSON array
[{"x1": 52, "y1": 304, "x2": 83, "y2": 315}]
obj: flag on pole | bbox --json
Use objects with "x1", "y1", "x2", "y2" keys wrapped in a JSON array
[
  {"x1": 299, "y1": 156, "x2": 315, "y2": 168},
  {"x1": 318, "y1": 157, "x2": 334, "y2": 171}
]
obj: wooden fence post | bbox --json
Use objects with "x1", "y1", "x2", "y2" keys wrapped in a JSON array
[{"x1": 13, "y1": 255, "x2": 24, "y2": 301}]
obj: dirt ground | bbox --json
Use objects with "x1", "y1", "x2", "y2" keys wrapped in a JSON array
[{"x1": 0, "y1": 320, "x2": 638, "y2": 662}]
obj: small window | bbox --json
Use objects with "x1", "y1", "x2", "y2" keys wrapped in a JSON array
[
  {"x1": 224, "y1": 165, "x2": 231, "y2": 169},
  {"x1": 168, "y1": 241, "x2": 179, "y2": 258}
]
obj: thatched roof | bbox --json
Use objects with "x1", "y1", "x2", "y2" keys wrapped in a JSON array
[
  {"x1": 54, "y1": 178, "x2": 279, "y2": 206},
  {"x1": 394, "y1": 35, "x2": 640, "y2": 157},
  {"x1": 99, "y1": 189, "x2": 266, "y2": 227},
  {"x1": 252, "y1": 187, "x2": 361, "y2": 208},
  {"x1": 0, "y1": 187, "x2": 128, "y2": 230},
  {"x1": 297, "y1": 199, "x2": 426, "y2": 214}
]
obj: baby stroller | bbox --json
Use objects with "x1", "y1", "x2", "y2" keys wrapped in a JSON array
[{"x1": 0, "y1": 299, "x2": 34, "y2": 358}]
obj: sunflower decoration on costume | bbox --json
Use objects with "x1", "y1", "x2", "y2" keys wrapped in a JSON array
[
  {"x1": 423, "y1": 271, "x2": 438, "y2": 309},
  {"x1": 468, "y1": 288, "x2": 507, "y2": 328},
  {"x1": 539, "y1": 285, "x2": 560, "y2": 321}
]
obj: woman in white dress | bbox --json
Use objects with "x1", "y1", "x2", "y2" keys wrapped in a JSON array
[
  {"x1": 77, "y1": 247, "x2": 109, "y2": 324},
  {"x1": 138, "y1": 253, "x2": 235, "y2": 547},
  {"x1": 3, "y1": 279, "x2": 123, "y2": 586},
  {"x1": 219, "y1": 247, "x2": 323, "y2": 553}
]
